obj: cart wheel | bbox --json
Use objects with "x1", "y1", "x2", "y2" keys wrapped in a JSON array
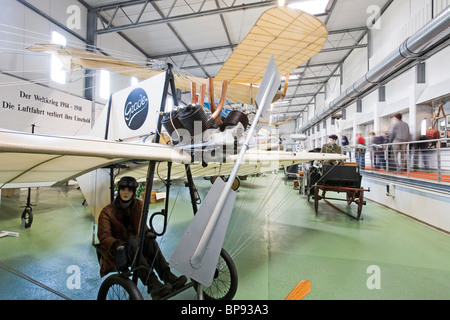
[
  {"x1": 210, "y1": 176, "x2": 218, "y2": 184},
  {"x1": 97, "y1": 274, "x2": 143, "y2": 300},
  {"x1": 314, "y1": 187, "x2": 319, "y2": 215},
  {"x1": 356, "y1": 190, "x2": 364, "y2": 219},
  {"x1": 227, "y1": 177, "x2": 240, "y2": 191},
  {"x1": 346, "y1": 191, "x2": 354, "y2": 205},
  {"x1": 21, "y1": 206, "x2": 33, "y2": 229},
  {"x1": 194, "y1": 248, "x2": 238, "y2": 300}
]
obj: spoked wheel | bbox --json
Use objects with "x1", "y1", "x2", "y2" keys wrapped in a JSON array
[
  {"x1": 228, "y1": 176, "x2": 240, "y2": 191},
  {"x1": 194, "y1": 248, "x2": 238, "y2": 300},
  {"x1": 356, "y1": 190, "x2": 365, "y2": 219},
  {"x1": 306, "y1": 178, "x2": 312, "y2": 202},
  {"x1": 211, "y1": 176, "x2": 240, "y2": 191},
  {"x1": 210, "y1": 175, "x2": 220, "y2": 184},
  {"x1": 97, "y1": 274, "x2": 143, "y2": 300},
  {"x1": 346, "y1": 191, "x2": 354, "y2": 205}
]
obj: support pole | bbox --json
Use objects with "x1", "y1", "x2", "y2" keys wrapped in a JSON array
[{"x1": 132, "y1": 65, "x2": 178, "y2": 283}]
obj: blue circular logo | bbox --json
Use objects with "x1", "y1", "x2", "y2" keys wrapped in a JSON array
[{"x1": 124, "y1": 88, "x2": 149, "y2": 130}]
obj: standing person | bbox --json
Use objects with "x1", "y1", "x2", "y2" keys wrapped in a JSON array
[
  {"x1": 417, "y1": 135, "x2": 430, "y2": 170},
  {"x1": 369, "y1": 132, "x2": 386, "y2": 169},
  {"x1": 355, "y1": 132, "x2": 366, "y2": 169},
  {"x1": 97, "y1": 176, "x2": 187, "y2": 299},
  {"x1": 340, "y1": 134, "x2": 350, "y2": 157},
  {"x1": 320, "y1": 134, "x2": 343, "y2": 165},
  {"x1": 388, "y1": 113, "x2": 410, "y2": 173}
]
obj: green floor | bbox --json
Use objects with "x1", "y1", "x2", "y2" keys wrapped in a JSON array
[{"x1": 0, "y1": 172, "x2": 449, "y2": 300}]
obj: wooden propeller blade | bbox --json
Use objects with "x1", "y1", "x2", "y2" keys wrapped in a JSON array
[{"x1": 284, "y1": 280, "x2": 311, "y2": 300}]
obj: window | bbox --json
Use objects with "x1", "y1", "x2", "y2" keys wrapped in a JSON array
[
  {"x1": 288, "y1": 0, "x2": 329, "y2": 14},
  {"x1": 421, "y1": 118, "x2": 427, "y2": 136},
  {"x1": 51, "y1": 31, "x2": 66, "y2": 46},
  {"x1": 356, "y1": 99, "x2": 362, "y2": 112},
  {"x1": 50, "y1": 31, "x2": 67, "y2": 83},
  {"x1": 100, "y1": 70, "x2": 110, "y2": 99}
]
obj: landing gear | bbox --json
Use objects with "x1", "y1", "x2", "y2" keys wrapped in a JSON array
[
  {"x1": 210, "y1": 175, "x2": 240, "y2": 191},
  {"x1": 21, "y1": 206, "x2": 33, "y2": 229},
  {"x1": 97, "y1": 274, "x2": 143, "y2": 300},
  {"x1": 21, "y1": 187, "x2": 34, "y2": 229},
  {"x1": 194, "y1": 248, "x2": 238, "y2": 300},
  {"x1": 97, "y1": 248, "x2": 237, "y2": 300}
]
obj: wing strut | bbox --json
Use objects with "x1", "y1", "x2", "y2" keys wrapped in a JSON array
[{"x1": 131, "y1": 64, "x2": 179, "y2": 283}]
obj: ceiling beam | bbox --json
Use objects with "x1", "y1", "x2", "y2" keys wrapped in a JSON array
[{"x1": 95, "y1": 0, "x2": 277, "y2": 34}]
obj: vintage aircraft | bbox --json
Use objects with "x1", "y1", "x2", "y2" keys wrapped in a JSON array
[
  {"x1": 28, "y1": 6, "x2": 328, "y2": 123},
  {"x1": 0, "y1": 6, "x2": 346, "y2": 299},
  {"x1": 18, "y1": 6, "x2": 339, "y2": 219}
]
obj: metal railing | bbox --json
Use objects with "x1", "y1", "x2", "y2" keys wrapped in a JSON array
[{"x1": 343, "y1": 138, "x2": 450, "y2": 184}]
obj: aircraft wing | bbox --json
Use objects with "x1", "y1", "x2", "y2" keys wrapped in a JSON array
[
  {"x1": 27, "y1": 6, "x2": 327, "y2": 105},
  {"x1": 0, "y1": 129, "x2": 190, "y2": 189},
  {"x1": 115, "y1": 150, "x2": 349, "y2": 182},
  {"x1": 27, "y1": 43, "x2": 253, "y2": 105},
  {"x1": 214, "y1": 7, "x2": 327, "y2": 85}
]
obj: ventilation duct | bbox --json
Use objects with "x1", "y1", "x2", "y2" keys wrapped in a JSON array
[{"x1": 300, "y1": 6, "x2": 450, "y2": 132}]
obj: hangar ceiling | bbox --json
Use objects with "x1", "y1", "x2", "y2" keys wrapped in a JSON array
[{"x1": 78, "y1": 0, "x2": 393, "y2": 122}]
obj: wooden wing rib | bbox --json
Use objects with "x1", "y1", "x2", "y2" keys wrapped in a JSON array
[
  {"x1": 28, "y1": 44, "x2": 162, "y2": 80},
  {"x1": 27, "y1": 7, "x2": 327, "y2": 106},
  {"x1": 214, "y1": 6, "x2": 328, "y2": 85}
]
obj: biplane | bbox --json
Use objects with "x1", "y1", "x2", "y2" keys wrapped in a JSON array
[{"x1": 0, "y1": 6, "x2": 345, "y2": 300}]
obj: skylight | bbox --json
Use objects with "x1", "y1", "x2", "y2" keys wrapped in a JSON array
[
  {"x1": 100, "y1": 70, "x2": 110, "y2": 99},
  {"x1": 50, "y1": 31, "x2": 67, "y2": 84},
  {"x1": 51, "y1": 31, "x2": 67, "y2": 46},
  {"x1": 287, "y1": 0, "x2": 329, "y2": 15}
]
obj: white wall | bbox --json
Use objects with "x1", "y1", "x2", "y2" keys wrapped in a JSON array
[
  {"x1": 0, "y1": 0, "x2": 88, "y2": 95},
  {"x1": 341, "y1": 37, "x2": 368, "y2": 91},
  {"x1": 96, "y1": 32, "x2": 148, "y2": 105},
  {"x1": 306, "y1": 0, "x2": 450, "y2": 143},
  {"x1": 303, "y1": 0, "x2": 450, "y2": 232},
  {"x1": 0, "y1": 0, "x2": 147, "y2": 123},
  {"x1": 362, "y1": 176, "x2": 450, "y2": 233},
  {"x1": 369, "y1": 0, "x2": 433, "y2": 68}
]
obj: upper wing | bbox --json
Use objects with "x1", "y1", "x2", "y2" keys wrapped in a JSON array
[
  {"x1": 214, "y1": 6, "x2": 327, "y2": 84},
  {"x1": 27, "y1": 43, "x2": 254, "y2": 104},
  {"x1": 0, "y1": 129, "x2": 190, "y2": 188},
  {"x1": 27, "y1": 43, "x2": 163, "y2": 80},
  {"x1": 27, "y1": 6, "x2": 327, "y2": 105}
]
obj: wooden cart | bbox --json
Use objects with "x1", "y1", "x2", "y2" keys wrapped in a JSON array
[{"x1": 307, "y1": 163, "x2": 369, "y2": 220}]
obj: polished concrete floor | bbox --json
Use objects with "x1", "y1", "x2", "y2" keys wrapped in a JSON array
[{"x1": 0, "y1": 171, "x2": 449, "y2": 300}]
